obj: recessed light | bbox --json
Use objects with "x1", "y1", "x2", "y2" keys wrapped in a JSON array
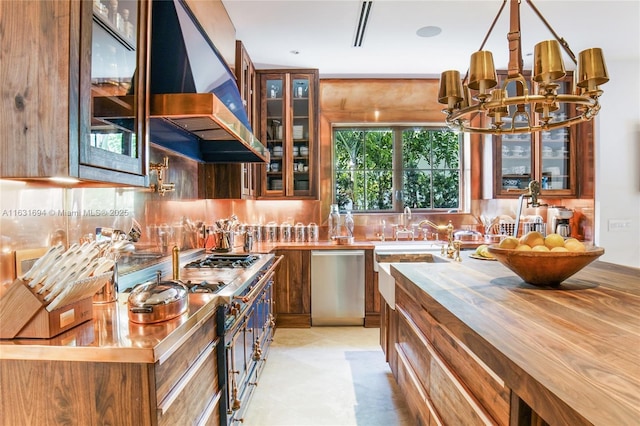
[{"x1": 416, "y1": 26, "x2": 442, "y2": 38}]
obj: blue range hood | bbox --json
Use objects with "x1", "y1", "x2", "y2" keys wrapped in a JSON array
[{"x1": 148, "y1": 0, "x2": 268, "y2": 163}]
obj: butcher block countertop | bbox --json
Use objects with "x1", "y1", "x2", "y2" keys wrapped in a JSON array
[{"x1": 390, "y1": 253, "x2": 640, "y2": 426}]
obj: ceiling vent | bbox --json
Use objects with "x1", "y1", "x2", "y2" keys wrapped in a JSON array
[{"x1": 353, "y1": 1, "x2": 373, "y2": 47}]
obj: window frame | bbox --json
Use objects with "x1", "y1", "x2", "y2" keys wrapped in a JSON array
[{"x1": 331, "y1": 124, "x2": 465, "y2": 214}]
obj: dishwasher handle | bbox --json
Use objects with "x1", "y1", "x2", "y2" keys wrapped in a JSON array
[{"x1": 311, "y1": 250, "x2": 365, "y2": 257}]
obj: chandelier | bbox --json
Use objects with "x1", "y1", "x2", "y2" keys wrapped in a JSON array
[{"x1": 437, "y1": 0, "x2": 609, "y2": 135}]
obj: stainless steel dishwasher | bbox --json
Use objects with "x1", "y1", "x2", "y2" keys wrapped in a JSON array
[{"x1": 311, "y1": 250, "x2": 365, "y2": 326}]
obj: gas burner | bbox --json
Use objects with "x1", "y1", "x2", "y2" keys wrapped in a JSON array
[
  {"x1": 189, "y1": 280, "x2": 227, "y2": 293},
  {"x1": 184, "y1": 254, "x2": 259, "y2": 269}
]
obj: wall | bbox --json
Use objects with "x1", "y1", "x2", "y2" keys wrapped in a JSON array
[{"x1": 595, "y1": 57, "x2": 640, "y2": 267}]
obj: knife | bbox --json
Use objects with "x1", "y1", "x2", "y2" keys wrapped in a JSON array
[{"x1": 21, "y1": 244, "x2": 62, "y2": 281}]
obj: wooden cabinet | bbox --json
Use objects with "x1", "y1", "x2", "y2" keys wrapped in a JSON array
[
  {"x1": 392, "y1": 283, "x2": 511, "y2": 425},
  {"x1": 0, "y1": 312, "x2": 222, "y2": 426},
  {"x1": 257, "y1": 69, "x2": 319, "y2": 198},
  {"x1": 493, "y1": 72, "x2": 593, "y2": 198},
  {"x1": 0, "y1": 0, "x2": 149, "y2": 186},
  {"x1": 273, "y1": 249, "x2": 311, "y2": 327}
]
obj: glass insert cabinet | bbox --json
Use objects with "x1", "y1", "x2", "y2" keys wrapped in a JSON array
[
  {"x1": 258, "y1": 70, "x2": 318, "y2": 198},
  {"x1": 86, "y1": 0, "x2": 147, "y2": 183},
  {"x1": 493, "y1": 72, "x2": 585, "y2": 198}
]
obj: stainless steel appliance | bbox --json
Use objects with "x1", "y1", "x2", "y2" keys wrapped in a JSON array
[
  {"x1": 310, "y1": 250, "x2": 365, "y2": 326},
  {"x1": 548, "y1": 207, "x2": 574, "y2": 237},
  {"x1": 179, "y1": 252, "x2": 282, "y2": 425}
]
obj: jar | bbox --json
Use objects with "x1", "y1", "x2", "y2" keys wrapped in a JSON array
[
  {"x1": 294, "y1": 223, "x2": 306, "y2": 242},
  {"x1": 307, "y1": 223, "x2": 319, "y2": 242},
  {"x1": 265, "y1": 222, "x2": 279, "y2": 243},
  {"x1": 280, "y1": 222, "x2": 292, "y2": 242}
]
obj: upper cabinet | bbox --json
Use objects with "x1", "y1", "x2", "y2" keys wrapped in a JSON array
[
  {"x1": 257, "y1": 69, "x2": 319, "y2": 198},
  {"x1": 87, "y1": 0, "x2": 149, "y2": 185},
  {"x1": 0, "y1": 0, "x2": 149, "y2": 186},
  {"x1": 493, "y1": 72, "x2": 593, "y2": 198}
]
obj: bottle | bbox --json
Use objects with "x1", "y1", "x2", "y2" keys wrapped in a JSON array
[
  {"x1": 345, "y1": 210, "x2": 354, "y2": 238},
  {"x1": 328, "y1": 204, "x2": 340, "y2": 241}
]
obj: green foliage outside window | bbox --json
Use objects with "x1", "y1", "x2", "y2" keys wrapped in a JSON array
[{"x1": 334, "y1": 127, "x2": 460, "y2": 212}]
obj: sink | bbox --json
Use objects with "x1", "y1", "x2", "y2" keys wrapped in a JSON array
[{"x1": 373, "y1": 242, "x2": 449, "y2": 309}]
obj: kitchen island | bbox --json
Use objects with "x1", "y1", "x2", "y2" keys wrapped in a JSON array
[{"x1": 385, "y1": 252, "x2": 640, "y2": 425}]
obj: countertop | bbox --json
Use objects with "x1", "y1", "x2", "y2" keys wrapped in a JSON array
[
  {"x1": 390, "y1": 252, "x2": 640, "y2": 425},
  {"x1": 0, "y1": 292, "x2": 221, "y2": 364},
  {"x1": 0, "y1": 251, "x2": 276, "y2": 364}
]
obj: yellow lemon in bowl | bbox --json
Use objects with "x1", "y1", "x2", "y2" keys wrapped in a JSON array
[
  {"x1": 544, "y1": 233, "x2": 565, "y2": 249},
  {"x1": 520, "y1": 231, "x2": 545, "y2": 248},
  {"x1": 499, "y1": 236, "x2": 519, "y2": 249},
  {"x1": 532, "y1": 245, "x2": 550, "y2": 252},
  {"x1": 565, "y1": 239, "x2": 587, "y2": 252}
]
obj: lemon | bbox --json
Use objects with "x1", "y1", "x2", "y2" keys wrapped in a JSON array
[
  {"x1": 551, "y1": 246, "x2": 569, "y2": 252},
  {"x1": 532, "y1": 245, "x2": 550, "y2": 252},
  {"x1": 520, "y1": 231, "x2": 545, "y2": 247},
  {"x1": 515, "y1": 244, "x2": 532, "y2": 251},
  {"x1": 476, "y1": 244, "x2": 488, "y2": 255},
  {"x1": 564, "y1": 239, "x2": 586, "y2": 252},
  {"x1": 480, "y1": 248, "x2": 495, "y2": 258},
  {"x1": 499, "y1": 237, "x2": 519, "y2": 249},
  {"x1": 544, "y1": 233, "x2": 565, "y2": 249}
]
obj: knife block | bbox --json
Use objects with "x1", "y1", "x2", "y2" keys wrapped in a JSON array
[{"x1": 0, "y1": 279, "x2": 94, "y2": 339}]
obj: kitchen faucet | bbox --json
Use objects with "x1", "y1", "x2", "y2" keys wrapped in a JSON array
[
  {"x1": 403, "y1": 206, "x2": 412, "y2": 228},
  {"x1": 513, "y1": 180, "x2": 547, "y2": 238},
  {"x1": 417, "y1": 219, "x2": 459, "y2": 260},
  {"x1": 393, "y1": 206, "x2": 414, "y2": 240}
]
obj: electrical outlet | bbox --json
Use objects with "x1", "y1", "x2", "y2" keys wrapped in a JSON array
[{"x1": 608, "y1": 219, "x2": 632, "y2": 232}]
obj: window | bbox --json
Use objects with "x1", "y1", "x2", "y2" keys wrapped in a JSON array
[{"x1": 333, "y1": 126, "x2": 460, "y2": 212}]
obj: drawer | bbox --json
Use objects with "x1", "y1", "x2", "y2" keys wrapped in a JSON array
[
  {"x1": 155, "y1": 314, "x2": 218, "y2": 403},
  {"x1": 157, "y1": 340, "x2": 219, "y2": 426},
  {"x1": 426, "y1": 310, "x2": 510, "y2": 425},
  {"x1": 396, "y1": 292, "x2": 502, "y2": 425},
  {"x1": 396, "y1": 344, "x2": 431, "y2": 426},
  {"x1": 396, "y1": 304, "x2": 432, "y2": 393}
]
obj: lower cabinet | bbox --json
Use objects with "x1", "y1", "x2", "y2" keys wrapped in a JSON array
[
  {"x1": 0, "y1": 313, "x2": 222, "y2": 426},
  {"x1": 392, "y1": 285, "x2": 511, "y2": 425},
  {"x1": 273, "y1": 249, "x2": 311, "y2": 327}
]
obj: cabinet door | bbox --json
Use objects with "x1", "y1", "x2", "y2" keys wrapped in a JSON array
[
  {"x1": 258, "y1": 70, "x2": 318, "y2": 198},
  {"x1": 81, "y1": 0, "x2": 148, "y2": 186},
  {"x1": 493, "y1": 73, "x2": 581, "y2": 198}
]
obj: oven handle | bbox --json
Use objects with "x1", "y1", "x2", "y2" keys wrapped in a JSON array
[{"x1": 233, "y1": 255, "x2": 282, "y2": 303}]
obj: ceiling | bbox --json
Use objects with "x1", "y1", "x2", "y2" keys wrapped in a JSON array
[{"x1": 221, "y1": 0, "x2": 640, "y2": 78}]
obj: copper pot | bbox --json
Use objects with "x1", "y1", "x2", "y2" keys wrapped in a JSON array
[{"x1": 127, "y1": 279, "x2": 188, "y2": 324}]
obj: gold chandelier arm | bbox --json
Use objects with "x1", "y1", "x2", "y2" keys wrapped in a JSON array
[
  {"x1": 525, "y1": 0, "x2": 577, "y2": 64},
  {"x1": 446, "y1": 94, "x2": 598, "y2": 134}
]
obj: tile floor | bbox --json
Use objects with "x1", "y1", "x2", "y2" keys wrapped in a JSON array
[{"x1": 242, "y1": 326, "x2": 413, "y2": 426}]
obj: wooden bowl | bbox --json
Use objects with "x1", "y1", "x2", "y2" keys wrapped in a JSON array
[{"x1": 487, "y1": 246, "x2": 605, "y2": 287}]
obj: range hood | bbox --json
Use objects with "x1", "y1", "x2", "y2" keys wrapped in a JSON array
[{"x1": 147, "y1": 0, "x2": 268, "y2": 163}]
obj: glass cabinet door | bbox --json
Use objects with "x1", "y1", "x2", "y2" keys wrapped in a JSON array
[
  {"x1": 265, "y1": 77, "x2": 285, "y2": 194},
  {"x1": 497, "y1": 132, "x2": 533, "y2": 193},
  {"x1": 84, "y1": 0, "x2": 146, "y2": 179},
  {"x1": 291, "y1": 76, "x2": 311, "y2": 195},
  {"x1": 494, "y1": 73, "x2": 577, "y2": 197},
  {"x1": 259, "y1": 70, "x2": 317, "y2": 198}
]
